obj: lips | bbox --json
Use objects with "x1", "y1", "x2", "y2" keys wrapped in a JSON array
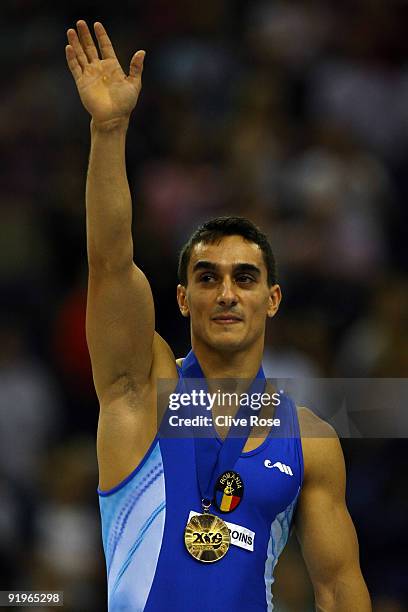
[{"x1": 212, "y1": 315, "x2": 243, "y2": 323}]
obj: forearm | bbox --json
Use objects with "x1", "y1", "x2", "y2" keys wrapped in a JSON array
[
  {"x1": 86, "y1": 117, "x2": 134, "y2": 270},
  {"x1": 315, "y1": 571, "x2": 372, "y2": 612}
]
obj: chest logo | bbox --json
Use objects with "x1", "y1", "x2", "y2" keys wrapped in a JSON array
[
  {"x1": 264, "y1": 460, "x2": 293, "y2": 476},
  {"x1": 214, "y1": 470, "x2": 244, "y2": 513}
]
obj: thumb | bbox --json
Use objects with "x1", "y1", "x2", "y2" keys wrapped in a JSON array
[{"x1": 129, "y1": 50, "x2": 146, "y2": 80}]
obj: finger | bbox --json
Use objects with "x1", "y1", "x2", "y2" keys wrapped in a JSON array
[
  {"x1": 65, "y1": 45, "x2": 82, "y2": 82},
  {"x1": 129, "y1": 50, "x2": 145, "y2": 80},
  {"x1": 94, "y1": 22, "x2": 118, "y2": 60},
  {"x1": 67, "y1": 28, "x2": 88, "y2": 70},
  {"x1": 76, "y1": 19, "x2": 99, "y2": 62}
]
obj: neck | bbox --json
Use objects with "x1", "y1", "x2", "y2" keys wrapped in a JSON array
[{"x1": 191, "y1": 339, "x2": 264, "y2": 381}]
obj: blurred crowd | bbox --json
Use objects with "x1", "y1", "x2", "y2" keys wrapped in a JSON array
[{"x1": 1, "y1": 1, "x2": 407, "y2": 610}]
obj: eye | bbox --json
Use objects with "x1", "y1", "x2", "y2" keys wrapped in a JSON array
[
  {"x1": 236, "y1": 274, "x2": 255, "y2": 284},
  {"x1": 200, "y1": 273, "x2": 217, "y2": 283}
]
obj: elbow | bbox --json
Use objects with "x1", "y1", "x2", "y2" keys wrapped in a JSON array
[
  {"x1": 314, "y1": 571, "x2": 372, "y2": 612},
  {"x1": 87, "y1": 243, "x2": 134, "y2": 273}
]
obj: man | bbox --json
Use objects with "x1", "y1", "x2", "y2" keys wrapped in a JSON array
[{"x1": 65, "y1": 20, "x2": 372, "y2": 611}]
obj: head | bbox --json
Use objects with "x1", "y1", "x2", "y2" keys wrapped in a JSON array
[{"x1": 177, "y1": 216, "x2": 281, "y2": 355}]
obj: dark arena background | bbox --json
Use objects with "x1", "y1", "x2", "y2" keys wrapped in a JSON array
[{"x1": 1, "y1": 1, "x2": 407, "y2": 610}]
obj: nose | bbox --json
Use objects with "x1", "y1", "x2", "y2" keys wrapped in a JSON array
[{"x1": 216, "y1": 277, "x2": 238, "y2": 307}]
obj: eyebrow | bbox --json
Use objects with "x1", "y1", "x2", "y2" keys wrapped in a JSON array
[{"x1": 192, "y1": 261, "x2": 261, "y2": 277}]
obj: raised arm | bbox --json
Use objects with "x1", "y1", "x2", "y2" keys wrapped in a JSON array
[
  {"x1": 66, "y1": 21, "x2": 177, "y2": 489},
  {"x1": 65, "y1": 21, "x2": 175, "y2": 406},
  {"x1": 295, "y1": 410, "x2": 372, "y2": 612}
]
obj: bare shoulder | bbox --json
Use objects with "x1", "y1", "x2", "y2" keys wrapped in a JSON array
[
  {"x1": 297, "y1": 406, "x2": 338, "y2": 438},
  {"x1": 296, "y1": 406, "x2": 345, "y2": 485}
]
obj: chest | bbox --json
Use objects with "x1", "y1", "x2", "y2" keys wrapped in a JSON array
[
  {"x1": 233, "y1": 442, "x2": 301, "y2": 520},
  {"x1": 163, "y1": 436, "x2": 302, "y2": 524}
]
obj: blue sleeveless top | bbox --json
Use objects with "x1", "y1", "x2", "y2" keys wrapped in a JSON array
[{"x1": 98, "y1": 355, "x2": 304, "y2": 611}]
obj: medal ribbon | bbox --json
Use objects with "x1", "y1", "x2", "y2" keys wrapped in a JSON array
[{"x1": 180, "y1": 349, "x2": 265, "y2": 510}]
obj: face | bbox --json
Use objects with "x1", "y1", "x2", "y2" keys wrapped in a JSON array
[{"x1": 177, "y1": 235, "x2": 281, "y2": 354}]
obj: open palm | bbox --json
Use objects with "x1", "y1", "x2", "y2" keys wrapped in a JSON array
[{"x1": 66, "y1": 20, "x2": 145, "y2": 124}]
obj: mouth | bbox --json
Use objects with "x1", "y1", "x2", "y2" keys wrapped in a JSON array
[{"x1": 212, "y1": 315, "x2": 243, "y2": 325}]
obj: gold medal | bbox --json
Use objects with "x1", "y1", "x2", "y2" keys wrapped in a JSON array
[{"x1": 184, "y1": 512, "x2": 230, "y2": 563}]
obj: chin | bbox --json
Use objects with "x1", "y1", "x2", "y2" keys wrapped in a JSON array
[{"x1": 208, "y1": 334, "x2": 246, "y2": 353}]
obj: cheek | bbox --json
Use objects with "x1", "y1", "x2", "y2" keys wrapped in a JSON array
[
  {"x1": 188, "y1": 293, "x2": 210, "y2": 319},
  {"x1": 248, "y1": 297, "x2": 270, "y2": 324},
  {"x1": 250, "y1": 295, "x2": 269, "y2": 312}
]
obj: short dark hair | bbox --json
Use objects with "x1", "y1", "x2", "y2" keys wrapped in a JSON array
[{"x1": 178, "y1": 216, "x2": 277, "y2": 287}]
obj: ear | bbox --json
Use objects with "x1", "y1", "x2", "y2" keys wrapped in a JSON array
[
  {"x1": 267, "y1": 284, "x2": 282, "y2": 318},
  {"x1": 177, "y1": 284, "x2": 190, "y2": 317}
]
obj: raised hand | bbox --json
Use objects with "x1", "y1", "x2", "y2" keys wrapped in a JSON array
[{"x1": 65, "y1": 20, "x2": 145, "y2": 125}]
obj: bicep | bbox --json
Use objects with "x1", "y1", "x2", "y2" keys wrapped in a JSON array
[
  {"x1": 86, "y1": 263, "x2": 155, "y2": 401},
  {"x1": 294, "y1": 436, "x2": 362, "y2": 598}
]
